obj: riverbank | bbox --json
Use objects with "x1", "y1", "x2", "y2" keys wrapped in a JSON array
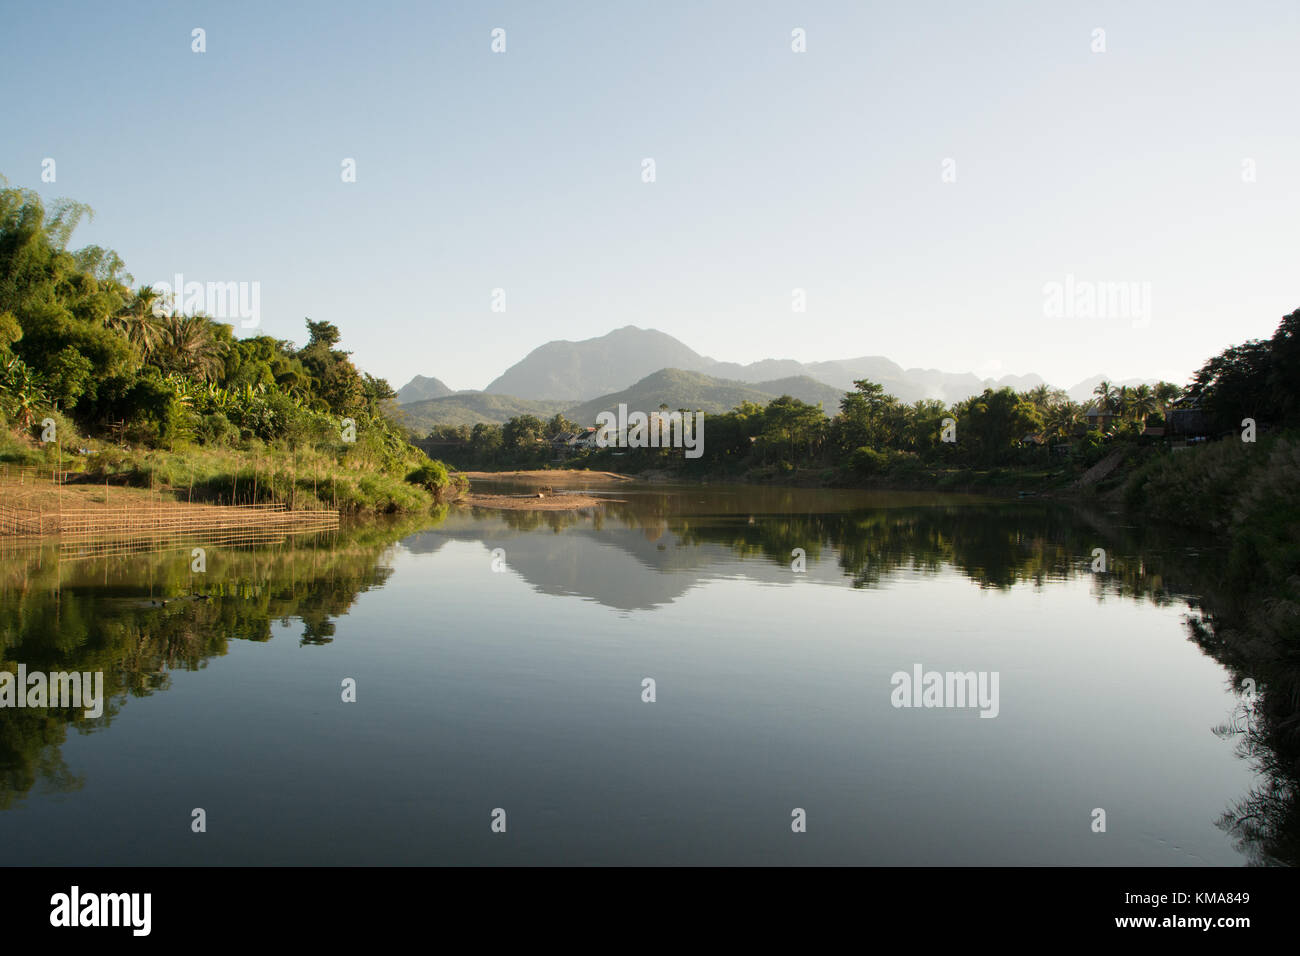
[
  {"x1": 0, "y1": 426, "x2": 458, "y2": 516},
  {"x1": 452, "y1": 469, "x2": 629, "y2": 511},
  {"x1": 0, "y1": 467, "x2": 339, "y2": 540},
  {"x1": 457, "y1": 492, "x2": 622, "y2": 512},
  {"x1": 456, "y1": 469, "x2": 634, "y2": 484},
  {"x1": 453, "y1": 455, "x2": 1118, "y2": 499},
  {"x1": 607, "y1": 440, "x2": 1149, "y2": 499}
]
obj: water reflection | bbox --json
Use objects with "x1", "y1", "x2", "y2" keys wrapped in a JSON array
[
  {"x1": 0, "y1": 517, "x2": 423, "y2": 810},
  {"x1": 0, "y1": 485, "x2": 1293, "y2": 865}
]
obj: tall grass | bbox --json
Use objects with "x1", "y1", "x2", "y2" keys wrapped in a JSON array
[
  {"x1": 2, "y1": 413, "x2": 458, "y2": 515},
  {"x1": 1125, "y1": 434, "x2": 1300, "y2": 645}
]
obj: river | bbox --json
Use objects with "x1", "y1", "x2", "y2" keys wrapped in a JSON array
[{"x1": 0, "y1": 484, "x2": 1272, "y2": 864}]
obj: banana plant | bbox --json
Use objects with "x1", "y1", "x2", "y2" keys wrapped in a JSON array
[{"x1": 0, "y1": 356, "x2": 49, "y2": 427}]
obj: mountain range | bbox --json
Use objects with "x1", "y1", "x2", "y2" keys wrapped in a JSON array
[{"x1": 395, "y1": 326, "x2": 1157, "y2": 430}]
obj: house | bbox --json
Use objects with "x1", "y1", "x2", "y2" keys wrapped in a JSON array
[
  {"x1": 1167, "y1": 407, "x2": 1209, "y2": 438},
  {"x1": 1083, "y1": 407, "x2": 1113, "y2": 431},
  {"x1": 567, "y1": 427, "x2": 600, "y2": 450}
]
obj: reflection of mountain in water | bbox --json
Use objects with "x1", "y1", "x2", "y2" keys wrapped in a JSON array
[
  {"x1": 406, "y1": 520, "x2": 843, "y2": 612},
  {"x1": 2, "y1": 487, "x2": 1297, "y2": 865},
  {"x1": 402, "y1": 492, "x2": 1224, "y2": 614}
]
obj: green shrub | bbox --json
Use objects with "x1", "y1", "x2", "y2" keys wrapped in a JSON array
[
  {"x1": 197, "y1": 412, "x2": 239, "y2": 447},
  {"x1": 406, "y1": 460, "x2": 451, "y2": 493},
  {"x1": 850, "y1": 446, "x2": 888, "y2": 476},
  {"x1": 1124, "y1": 437, "x2": 1263, "y2": 530}
]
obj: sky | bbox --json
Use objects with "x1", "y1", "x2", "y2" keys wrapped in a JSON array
[{"x1": 2, "y1": 0, "x2": 1297, "y2": 392}]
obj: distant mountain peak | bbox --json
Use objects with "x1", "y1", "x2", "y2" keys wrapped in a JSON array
[
  {"x1": 395, "y1": 374, "x2": 454, "y2": 404},
  {"x1": 484, "y1": 327, "x2": 709, "y2": 401},
  {"x1": 404, "y1": 326, "x2": 1165, "y2": 419}
]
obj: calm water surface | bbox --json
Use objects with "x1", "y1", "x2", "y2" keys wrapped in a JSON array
[{"x1": 0, "y1": 484, "x2": 1266, "y2": 864}]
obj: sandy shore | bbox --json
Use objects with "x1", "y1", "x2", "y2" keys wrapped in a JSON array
[
  {"x1": 452, "y1": 470, "x2": 633, "y2": 511},
  {"x1": 457, "y1": 492, "x2": 622, "y2": 512},
  {"x1": 457, "y1": 469, "x2": 634, "y2": 484}
]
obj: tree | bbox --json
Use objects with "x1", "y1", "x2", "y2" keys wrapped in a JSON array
[
  {"x1": 0, "y1": 310, "x2": 20, "y2": 356},
  {"x1": 108, "y1": 286, "x2": 164, "y2": 357},
  {"x1": 502, "y1": 414, "x2": 545, "y2": 452},
  {"x1": 960, "y1": 388, "x2": 1043, "y2": 461},
  {"x1": 902, "y1": 398, "x2": 950, "y2": 452},
  {"x1": 469, "y1": 422, "x2": 503, "y2": 461},
  {"x1": 1154, "y1": 381, "x2": 1182, "y2": 420},
  {"x1": 1046, "y1": 400, "x2": 1082, "y2": 440},
  {"x1": 838, "y1": 379, "x2": 898, "y2": 451},
  {"x1": 1186, "y1": 339, "x2": 1274, "y2": 432},
  {"x1": 45, "y1": 345, "x2": 95, "y2": 409},
  {"x1": 297, "y1": 319, "x2": 364, "y2": 415},
  {"x1": 0, "y1": 185, "x2": 133, "y2": 410},
  {"x1": 1026, "y1": 383, "x2": 1054, "y2": 413},
  {"x1": 1266, "y1": 307, "x2": 1300, "y2": 424},
  {"x1": 1129, "y1": 384, "x2": 1158, "y2": 423},
  {"x1": 361, "y1": 373, "x2": 397, "y2": 417},
  {"x1": 305, "y1": 320, "x2": 342, "y2": 349},
  {"x1": 761, "y1": 395, "x2": 826, "y2": 462},
  {"x1": 1093, "y1": 380, "x2": 1116, "y2": 415},
  {"x1": 546, "y1": 412, "x2": 577, "y2": 437},
  {"x1": 156, "y1": 314, "x2": 227, "y2": 381}
]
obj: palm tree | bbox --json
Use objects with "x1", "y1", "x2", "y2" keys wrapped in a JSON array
[
  {"x1": 108, "y1": 286, "x2": 165, "y2": 357},
  {"x1": 1093, "y1": 380, "x2": 1116, "y2": 414},
  {"x1": 157, "y1": 314, "x2": 226, "y2": 381},
  {"x1": 1130, "y1": 384, "x2": 1158, "y2": 423},
  {"x1": 1047, "y1": 400, "x2": 1082, "y2": 440},
  {"x1": 1114, "y1": 385, "x2": 1134, "y2": 422}
]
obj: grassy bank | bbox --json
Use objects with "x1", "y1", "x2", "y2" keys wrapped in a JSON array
[
  {"x1": 1124, "y1": 433, "x2": 1300, "y2": 630},
  {"x1": 1123, "y1": 433, "x2": 1300, "y2": 855},
  {"x1": 472, "y1": 437, "x2": 1141, "y2": 498},
  {"x1": 1, "y1": 414, "x2": 465, "y2": 515}
]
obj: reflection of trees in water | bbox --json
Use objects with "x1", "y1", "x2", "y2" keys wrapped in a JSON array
[
  {"x1": 0, "y1": 514, "x2": 437, "y2": 808},
  {"x1": 608, "y1": 495, "x2": 1300, "y2": 864},
  {"x1": 0, "y1": 713, "x2": 84, "y2": 811},
  {"x1": 4, "y1": 495, "x2": 1298, "y2": 864},
  {"x1": 1190, "y1": 609, "x2": 1300, "y2": 866},
  {"x1": 668, "y1": 501, "x2": 1223, "y2": 606},
  {"x1": 496, "y1": 509, "x2": 587, "y2": 534}
]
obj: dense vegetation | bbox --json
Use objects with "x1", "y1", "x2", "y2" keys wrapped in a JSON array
[
  {"x1": 425, "y1": 375, "x2": 1184, "y2": 487},
  {"x1": 0, "y1": 180, "x2": 457, "y2": 511},
  {"x1": 1121, "y1": 307, "x2": 1300, "y2": 861},
  {"x1": 1124, "y1": 307, "x2": 1300, "y2": 638}
]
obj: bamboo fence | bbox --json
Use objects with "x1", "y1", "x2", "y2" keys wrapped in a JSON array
[{"x1": 0, "y1": 467, "x2": 339, "y2": 560}]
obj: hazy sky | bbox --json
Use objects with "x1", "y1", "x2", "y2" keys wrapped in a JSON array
[{"x1": 2, "y1": 0, "x2": 1296, "y2": 392}]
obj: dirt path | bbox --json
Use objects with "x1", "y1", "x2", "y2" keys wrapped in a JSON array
[
  {"x1": 0, "y1": 474, "x2": 165, "y2": 511},
  {"x1": 1074, "y1": 449, "x2": 1127, "y2": 488}
]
